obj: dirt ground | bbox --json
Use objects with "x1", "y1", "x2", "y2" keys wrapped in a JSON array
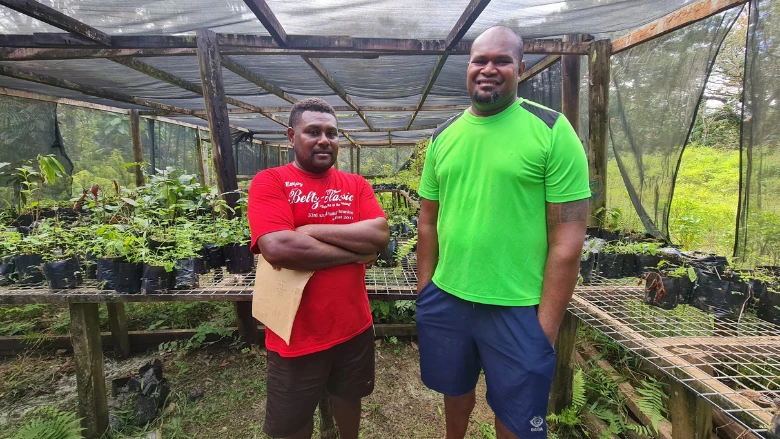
[{"x1": 0, "y1": 340, "x2": 502, "y2": 439}]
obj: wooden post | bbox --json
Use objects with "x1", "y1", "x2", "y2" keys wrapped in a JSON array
[
  {"x1": 196, "y1": 28, "x2": 239, "y2": 207},
  {"x1": 588, "y1": 39, "x2": 610, "y2": 226},
  {"x1": 263, "y1": 141, "x2": 269, "y2": 170},
  {"x1": 129, "y1": 109, "x2": 145, "y2": 187},
  {"x1": 350, "y1": 145, "x2": 355, "y2": 173},
  {"x1": 548, "y1": 311, "x2": 579, "y2": 414},
  {"x1": 277, "y1": 145, "x2": 283, "y2": 167},
  {"x1": 561, "y1": 35, "x2": 582, "y2": 136},
  {"x1": 234, "y1": 301, "x2": 259, "y2": 345},
  {"x1": 318, "y1": 395, "x2": 337, "y2": 439},
  {"x1": 106, "y1": 303, "x2": 130, "y2": 359},
  {"x1": 670, "y1": 380, "x2": 713, "y2": 439},
  {"x1": 69, "y1": 303, "x2": 108, "y2": 439},
  {"x1": 356, "y1": 147, "x2": 361, "y2": 175},
  {"x1": 147, "y1": 119, "x2": 156, "y2": 175},
  {"x1": 195, "y1": 129, "x2": 207, "y2": 186}
]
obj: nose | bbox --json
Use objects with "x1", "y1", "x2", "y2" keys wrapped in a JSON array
[
  {"x1": 316, "y1": 132, "x2": 330, "y2": 145},
  {"x1": 481, "y1": 61, "x2": 498, "y2": 74}
]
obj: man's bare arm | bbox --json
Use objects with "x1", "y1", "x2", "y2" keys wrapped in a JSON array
[
  {"x1": 537, "y1": 199, "x2": 588, "y2": 345},
  {"x1": 296, "y1": 218, "x2": 390, "y2": 254},
  {"x1": 257, "y1": 230, "x2": 375, "y2": 271},
  {"x1": 416, "y1": 199, "x2": 440, "y2": 293}
]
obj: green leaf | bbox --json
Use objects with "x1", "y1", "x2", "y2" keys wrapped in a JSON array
[
  {"x1": 120, "y1": 197, "x2": 139, "y2": 207},
  {"x1": 687, "y1": 267, "x2": 697, "y2": 282}
]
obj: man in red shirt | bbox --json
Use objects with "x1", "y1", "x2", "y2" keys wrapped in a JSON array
[{"x1": 248, "y1": 97, "x2": 389, "y2": 439}]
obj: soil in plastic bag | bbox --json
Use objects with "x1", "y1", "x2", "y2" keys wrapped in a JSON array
[
  {"x1": 174, "y1": 259, "x2": 199, "y2": 289},
  {"x1": 691, "y1": 269, "x2": 751, "y2": 320},
  {"x1": 141, "y1": 264, "x2": 172, "y2": 294},
  {"x1": 635, "y1": 255, "x2": 662, "y2": 275},
  {"x1": 114, "y1": 261, "x2": 142, "y2": 294},
  {"x1": 377, "y1": 238, "x2": 398, "y2": 267},
  {"x1": 597, "y1": 254, "x2": 630, "y2": 278},
  {"x1": 754, "y1": 282, "x2": 780, "y2": 325},
  {"x1": 194, "y1": 254, "x2": 208, "y2": 275},
  {"x1": 224, "y1": 244, "x2": 253, "y2": 274},
  {"x1": 203, "y1": 244, "x2": 225, "y2": 269},
  {"x1": 43, "y1": 258, "x2": 82, "y2": 290},
  {"x1": 580, "y1": 253, "x2": 595, "y2": 284},
  {"x1": 14, "y1": 254, "x2": 44, "y2": 285},
  {"x1": 0, "y1": 256, "x2": 15, "y2": 286},
  {"x1": 644, "y1": 272, "x2": 692, "y2": 310},
  {"x1": 97, "y1": 258, "x2": 117, "y2": 290}
]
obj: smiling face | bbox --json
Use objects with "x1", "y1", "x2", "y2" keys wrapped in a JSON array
[
  {"x1": 288, "y1": 111, "x2": 339, "y2": 174},
  {"x1": 467, "y1": 27, "x2": 526, "y2": 116}
]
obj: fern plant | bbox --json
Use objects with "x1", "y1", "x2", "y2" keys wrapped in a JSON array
[
  {"x1": 635, "y1": 377, "x2": 669, "y2": 434},
  {"x1": 12, "y1": 407, "x2": 83, "y2": 439},
  {"x1": 547, "y1": 368, "x2": 586, "y2": 428}
]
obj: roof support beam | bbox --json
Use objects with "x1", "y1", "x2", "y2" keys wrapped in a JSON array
[
  {"x1": 409, "y1": 0, "x2": 490, "y2": 129},
  {"x1": 519, "y1": 55, "x2": 560, "y2": 83},
  {"x1": 141, "y1": 104, "x2": 470, "y2": 116},
  {"x1": 302, "y1": 56, "x2": 374, "y2": 131},
  {"x1": 446, "y1": 0, "x2": 492, "y2": 49},
  {"x1": 242, "y1": 0, "x2": 288, "y2": 46},
  {"x1": 0, "y1": 0, "x2": 111, "y2": 45},
  {"x1": 110, "y1": 57, "x2": 287, "y2": 126},
  {"x1": 0, "y1": 37, "x2": 590, "y2": 60},
  {"x1": 220, "y1": 55, "x2": 297, "y2": 104},
  {"x1": 612, "y1": 0, "x2": 748, "y2": 54},
  {"x1": 0, "y1": 64, "x2": 202, "y2": 116}
]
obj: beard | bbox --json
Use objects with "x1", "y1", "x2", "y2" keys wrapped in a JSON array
[{"x1": 472, "y1": 90, "x2": 501, "y2": 104}]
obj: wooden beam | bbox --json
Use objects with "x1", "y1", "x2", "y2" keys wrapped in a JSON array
[
  {"x1": 129, "y1": 110, "x2": 145, "y2": 187},
  {"x1": 221, "y1": 55, "x2": 297, "y2": 103},
  {"x1": 242, "y1": 0, "x2": 288, "y2": 46},
  {"x1": 519, "y1": 55, "x2": 560, "y2": 83},
  {"x1": 144, "y1": 104, "x2": 470, "y2": 117},
  {"x1": 612, "y1": 0, "x2": 748, "y2": 54},
  {"x1": 111, "y1": 57, "x2": 287, "y2": 126},
  {"x1": 196, "y1": 29, "x2": 239, "y2": 207},
  {"x1": 406, "y1": 55, "x2": 449, "y2": 130},
  {"x1": 106, "y1": 303, "x2": 130, "y2": 359},
  {"x1": 302, "y1": 56, "x2": 373, "y2": 131},
  {"x1": 195, "y1": 129, "x2": 208, "y2": 186},
  {"x1": 549, "y1": 311, "x2": 579, "y2": 414},
  {"x1": 588, "y1": 40, "x2": 610, "y2": 227},
  {"x1": 0, "y1": 36, "x2": 590, "y2": 60},
  {"x1": 350, "y1": 145, "x2": 355, "y2": 173},
  {"x1": 0, "y1": 0, "x2": 111, "y2": 45},
  {"x1": 670, "y1": 380, "x2": 713, "y2": 439},
  {"x1": 356, "y1": 147, "x2": 361, "y2": 175},
  {"x1": 446, "y1": 0, "x2": 492, "y2": 49},
  {"x1": 0, "y1": 87, "x2": 128, "y2": 114},
  {"x1": 561, "y1": 35, "x2": 583, "y2": 135},
  {"x1": 68, "y1": 303, "x2": 109, "y2": 439},
  {"x1": 341, "y1": 131, "x2": 361, "y2": 149},
  {"x1": 0, "y1": 64, "x2": 202, "y2": 116}
]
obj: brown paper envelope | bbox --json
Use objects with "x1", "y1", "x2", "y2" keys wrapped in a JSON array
[{"x1": 251, "y1": 254, "x2": 314, "y2": 345}]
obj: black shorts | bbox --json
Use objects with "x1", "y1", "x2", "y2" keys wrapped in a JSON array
[{"x1": 263, "y1": 327, "x2": 375, "y2": 438}]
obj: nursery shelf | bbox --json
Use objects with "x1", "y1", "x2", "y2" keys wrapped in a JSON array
[
  {"x1": 572, "y1": 275, "x2": 780, "y2": 437},
  {"x1": 0, "y1": 256, "x2": 419, "y2": 304}
]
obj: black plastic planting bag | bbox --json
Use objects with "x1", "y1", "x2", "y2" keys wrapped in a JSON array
[
  {"x1": 43, "y1": 258, "x2": 81, "y2": 290},
  {"x1": 97, "y1": 257, "x2": 117, "y2": 290},
  {"x1": 754, "y1": 281, "x2": 780, "y2": 325},
  {"x1": 635, "y1": 255, "x2": 662, "y2": 274},
  {"x1": 597, "y1": 254, "x2": 634, "y2": 278},
  {"x1": 114, "y1": 262, "x2": 142, "y2": 294},
  {"x1": 224, "y1": 244, "x2": 253, "y2": 274},
  {"x1": 14, "y1": 254, "x2": 44, "y2": 285},
  {"x1": 691, "y1": 269, "x2": 751, "y2": 320},
  {"x1": 644, "y1": 272, "x2": 692, "y2": 310},
  {"x1": 580, "y1": 253, "x2": 595, "y2": 284},
  {"x1": 377, "y1": 238, "x2": 398, "y2": 267},
  {"x1": 141, "y1": 264, "x2": 172, "y2": 294},
  {"x1": 194, "y1": 255, "x2": 208, "y2": 275},
  {"x1": 0, "y1": 256, "x2": 15, "y2": 286},
  {"x1": 174, "y1": 259, "x2": 199, "y2": 289},
  {"x1": 203, "y1": 244, "x2": 225, "y2": 269}
]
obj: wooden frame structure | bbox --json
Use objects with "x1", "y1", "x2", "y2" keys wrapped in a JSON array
[{"x1": 0, "y1": 0, "x2": 755, "y2": 437}]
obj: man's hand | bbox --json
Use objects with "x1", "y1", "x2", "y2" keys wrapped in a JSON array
[{"x1": 538, "y1": 317, "x2": 559, "y2": 346}]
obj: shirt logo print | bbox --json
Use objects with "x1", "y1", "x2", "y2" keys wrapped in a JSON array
[{"x1": 530, "y1": 416, "x2": 544, "y2": 431}]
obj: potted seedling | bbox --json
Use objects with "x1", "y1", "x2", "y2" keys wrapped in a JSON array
[
  {"x1": 38, "y1": 222, "x2": 82, "y2": 290},
  {"x1": 633, "y1": 242, "x2": 663, "y2": 275},
  {"x1": 171, "y1": 225, "x2": 203, "y2": 289},
  {"x1": 0, "y1": 154, "x2": 68, "y2": 227},
  {"x1": 746, "y1": 268, "x2": 779, "y2": 325},
  {"x1": 218, "y1": 217, "x2": 254, "y2": 274},
  {"x1": 0, "y1": 229, "x2": 20, "y2": 285},
  {"x1": 140, "y1": 249, "x2": 175, "y2": 294},
  {"x1": 14, "y1": 227, "x2": 47, "y2": 285},
  {"x1": 580, "y1": 239, "x2": 598, "y2": 284},
  {"x1": 690, "y1": 267, "x2": 751, "y2": 320},
  {"x1": 644, "y1": 261, "x2": 696, "y2": 310},
  {"x1": 199, "y1": 221, "x2": 226, "y2": 271},
  {"x1": 597, "y1": 241, "x2": 636, "y2": 279}
]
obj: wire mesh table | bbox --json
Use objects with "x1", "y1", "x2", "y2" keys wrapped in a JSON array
[{"x1": 573, "y1": 276, "x2": 779, "y2": 437}]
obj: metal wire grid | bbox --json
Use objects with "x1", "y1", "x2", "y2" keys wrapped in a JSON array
[
  {"x1": 0, "y1": 257, "x2": 419, "y2": 303},
  {"x1": 574, "y1": 276, "x2": 780, "y2": 437}
]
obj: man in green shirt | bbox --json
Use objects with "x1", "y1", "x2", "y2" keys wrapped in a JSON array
[{"x1": 416, "y1": 26, "x2": 590, "y2": 439}]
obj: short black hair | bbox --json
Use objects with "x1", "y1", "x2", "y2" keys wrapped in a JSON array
[{"x1": 288, "y1": 98, "x2": 337, "y2": 129}]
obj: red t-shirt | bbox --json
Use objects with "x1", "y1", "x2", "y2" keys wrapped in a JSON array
[{"x1": 247, "y1": 163, "x2": 386, "y2": 357}]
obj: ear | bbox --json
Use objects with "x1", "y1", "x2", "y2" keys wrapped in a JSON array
[
  {"x1": 518, "y1": 60, "x2": 527, "y2": 76},
  {"x1": 287, "y1": 126, "x2": 295, "y2": 147}
]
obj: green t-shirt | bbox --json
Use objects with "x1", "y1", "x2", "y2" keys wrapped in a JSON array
[{"x1": 418, "y1": 99, "x2": 591, "y2": 306}]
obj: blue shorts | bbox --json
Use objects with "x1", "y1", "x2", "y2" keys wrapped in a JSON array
[{"x1": 416, "y1": 281, "x2": 556, "y2": 439}]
